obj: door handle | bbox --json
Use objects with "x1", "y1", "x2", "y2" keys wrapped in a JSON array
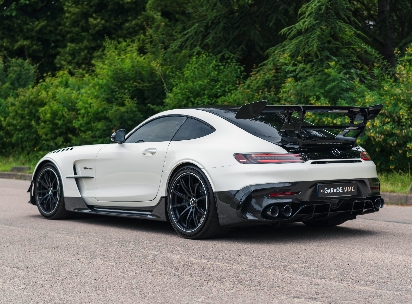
[{"x1": 143, "y1": 148, "x2": 157, "y2": 155}]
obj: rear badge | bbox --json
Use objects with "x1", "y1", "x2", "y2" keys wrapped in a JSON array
[{"x1": 318, "y1": 183, "x2": 357, "y2": 197}]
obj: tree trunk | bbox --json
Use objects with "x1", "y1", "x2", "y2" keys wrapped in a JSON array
[{"x1": 378, "y1": 0, "x2": 396, "y2": 68}]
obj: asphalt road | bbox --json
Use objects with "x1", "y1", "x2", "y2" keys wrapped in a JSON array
[{"x1": 1, "y1": 179, "x2": 412, "y2": 303}]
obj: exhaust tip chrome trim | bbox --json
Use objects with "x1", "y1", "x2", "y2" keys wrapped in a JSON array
[
  {"x1": 266, "y1": 205, "x2": 279, "y2": 218},
  {"x1": 374, "y1": 198, "x2": 384, "y2": 210},
  {"x1": 282, "y1": 205, "x2": 292, "y2": 218}
]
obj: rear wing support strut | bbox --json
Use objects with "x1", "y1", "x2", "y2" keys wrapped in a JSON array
[{"x1": 235, "y1": 101, "x2": 382, "y2": 147}]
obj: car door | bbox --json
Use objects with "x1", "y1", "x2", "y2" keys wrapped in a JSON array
[{"x1": 95, "y1": 116, "x2": 187, "y2": 202}]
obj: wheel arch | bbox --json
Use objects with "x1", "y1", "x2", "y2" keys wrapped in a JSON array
[
  {"x1": 30, "y1": 159, "x2": 62, "y2": 204},
  {"x1": 165, "y1": 161, "x2": 216, "y2": 194},
  {"x1": 32, "y1": 158, "x2": 60, "y2": 183},
  {"x1": 32, "y1": 158, "x2": 71, "y2": 219},
  {"x1": 165, "y1": 161, "x2": 223, "y2": 239},
  {"x1": 160, "y1": 161, "x2": 216, "y2": 222}
]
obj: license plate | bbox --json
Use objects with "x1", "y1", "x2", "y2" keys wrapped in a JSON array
[{"x1": 318, "y1": 183, "x2": 357, "y2": 197}]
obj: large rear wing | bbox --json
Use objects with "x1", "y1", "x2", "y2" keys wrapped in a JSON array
[{"x1": 235, "y1": 100, "x2": 382, "y2": 147}]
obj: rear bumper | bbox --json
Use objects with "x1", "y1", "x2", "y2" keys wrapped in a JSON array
[{"x1": 215, "y1": 178, "x2": 383, "y2": 227}]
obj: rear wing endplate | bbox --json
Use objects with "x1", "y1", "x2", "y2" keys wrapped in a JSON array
[{"x1": 235, "y1": 100, "x2": 382, "y2": 147}]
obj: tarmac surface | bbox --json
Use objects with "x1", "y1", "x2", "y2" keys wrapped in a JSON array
[{"x1": 1, "y1": 179, "x2": 412, "y2": 303}]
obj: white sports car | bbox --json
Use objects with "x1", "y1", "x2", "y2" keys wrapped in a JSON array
[{"x1": 28, "y1": 101, "x2": 384, "y2": 239}]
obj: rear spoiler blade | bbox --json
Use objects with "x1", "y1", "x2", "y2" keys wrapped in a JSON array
[{"x1": 235, "y1": 100, "x2": 382, "y2": 147}]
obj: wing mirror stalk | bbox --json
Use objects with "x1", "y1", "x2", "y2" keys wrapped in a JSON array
[{"x1": 111, "y1": 129, "x2": 126, "y2": 144}]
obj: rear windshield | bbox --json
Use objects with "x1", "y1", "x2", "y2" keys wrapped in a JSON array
[{"x1": 199, "y1": 108, "x2": 335, "y2": 144}]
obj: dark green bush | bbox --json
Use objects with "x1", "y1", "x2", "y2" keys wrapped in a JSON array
[
  {"x1": 37, "y1": 72, "x2": 87, "y2": 150},
  {"x1": 163, "y1": 53, "x2": 244, "y2": 109},
  {"x1": 2, "y1": 38, "x2": 411, "y2": 172},
  {"x1": 3, "y1": 71, "x2": 83, "y2": 155},
  {"x1": 74, "y1": 40, "x2": 168, "y2": 144},
  {"x1": 272, "y1": 50, "x2": 412, "y2": 171},
  {"x1": 2, "y1": 40, "x2": 172, "y2": 154},
  {"x1": 0, "y1": 57, "x2": 37, "y2": 154},
  {"x1": 0, "y1": 57, "x2": 36, "y2": 100},
  {"x1": 358, "y1": 49, "x2": 412, "y2": 171},
  {"x1": 4, "y1": 83, "x2": 49, "y2": 156},
  {"x1": 223, "y1": 47, "x2": 412, "y2": 172}
]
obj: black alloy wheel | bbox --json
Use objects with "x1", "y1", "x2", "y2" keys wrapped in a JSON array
[
  {"x1": 167, "y1": 166, "x2": 224, "y2": 239},
  {"x1": 34, "y1": 164, "x2": 69, "y2": 219}
]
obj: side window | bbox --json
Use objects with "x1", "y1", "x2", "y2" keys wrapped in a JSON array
[
  {"x1": 125, "y1": 116, "x2": 187, "y2": 143},
  {"x1": 172, "y1": 117, "x2": 215, "y2": 141}
]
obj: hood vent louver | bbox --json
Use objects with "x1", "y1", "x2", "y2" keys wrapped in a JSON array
[{"x1": 48, "y1": 147, "x2": 74, "y2": 154}]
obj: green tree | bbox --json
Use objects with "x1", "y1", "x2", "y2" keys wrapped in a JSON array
[
  {"x1": 73, "y1": 39, "x2": 175, "y2": 144},
  {"x1": 351, "y1": 0, "x2": 412, "y2": 68},
  {"x1": 0, "y1": 56, "x2": 36, "y2": 154},
  {"x1": 0, "y1": 57, "x2": 36, "y2": 100},
  {"x1": 0, "y1": 0, "x2": 65, "y2": 77},
  {"x1": 1, "y1": 71, "x2": 86, "y2": 155},
  {"x1": 145, "y1": 0, "x2": 198, "y2": 34},
  {"x1": 267, "y1": 0, "x2": 367, "y2": 64},
  {"x1": 175, "y1": 0, "x2": 303, "y2": 72},
  {"x1": 0, "y1": 0, "x2": 151, "y2": 76},
  {"x1": 55, "y1": 0, "x2": 148, "y2": 72}
]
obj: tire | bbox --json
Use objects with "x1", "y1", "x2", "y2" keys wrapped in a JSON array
[
  {"x1": 167, "y1": 166, "x2": 224, "y2": 239},
  {"x1": 303, "y1": 217, "x2": 349, "y2": 228},
  {"x1": 34, "y1": 164, "x2": 69, "y2": 220}
]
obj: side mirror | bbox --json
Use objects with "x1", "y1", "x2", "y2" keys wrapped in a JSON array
[{"x1": 111, "y1": 129, "x2": 126, "y2": 144}]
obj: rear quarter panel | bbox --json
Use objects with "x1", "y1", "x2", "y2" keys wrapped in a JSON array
[{"x1": 159, "y1": 109, "x2": 379, "y2": 194}]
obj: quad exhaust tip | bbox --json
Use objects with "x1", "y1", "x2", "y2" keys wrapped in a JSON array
[
  {"x1": 266, "y1": 205, "x2": 293, "y2": 218},
  {"x1": 281, "y1": 205, "x2": 293, "y2": 218},
  {"x1": 374, "y1": 198, "x2": 384, "y2": 210},
  {"x1": 266, "y1": 205, "x2": 279, "y2": 218}
]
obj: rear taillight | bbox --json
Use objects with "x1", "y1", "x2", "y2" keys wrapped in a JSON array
[
  {"x1": 360, "y1": 152, "x2": 372, "y2": 161},
  {"x1": 269, "y1": 192, "x2": 298, "y2": 197},
  {"x1": 234, "y1": 153, "x2": 304, "y2": 164}
]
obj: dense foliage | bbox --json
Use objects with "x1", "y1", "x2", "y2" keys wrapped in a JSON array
[
  {"x1": 0, "y1": 56, "x2": 37, "y2": 152},
  {"x1": 163, "y1": 53, "x2": 244, "y2": 109},
  {"x1": 1, "y1": 0, "x2": 411, "y2": 171}
]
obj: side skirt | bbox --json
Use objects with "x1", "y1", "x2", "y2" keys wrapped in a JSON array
[{"x1": 64, "y1": 196, "x2": 168, "y2": 221}]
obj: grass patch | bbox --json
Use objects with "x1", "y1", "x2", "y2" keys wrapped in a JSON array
[
  {"x1": 378, "y1": 171, "x2": 412, "y2": 194},
  {"x1": 0, "y1": 155, "x2": 39, "y2": 173}
]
